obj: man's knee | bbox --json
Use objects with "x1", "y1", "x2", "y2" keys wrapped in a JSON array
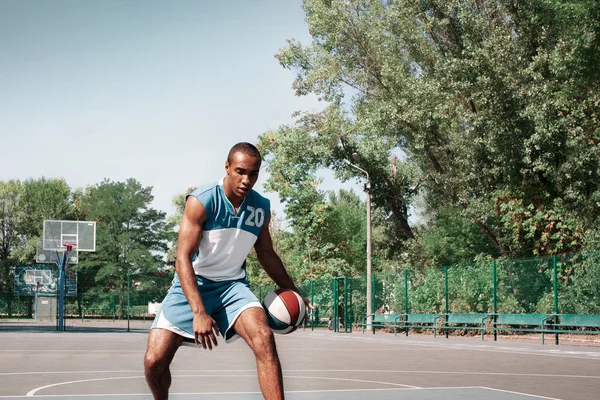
[
  {"x1": 144, "y1": 348, "x2": 166, "y2": 374},
  {"x1": 247, "y1": 325, "x2": 277, "y2": 359},
  {"x1": 144, "y1": 329, "x2": 181, "y2": 374}
]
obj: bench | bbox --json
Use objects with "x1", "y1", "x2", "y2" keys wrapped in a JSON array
[
  {"x1": 361, "y1": 313, "x2": 405, "y2": 334},
  {"x1": 486, "y1": 313, "x2": 554, "y2": 341},
  {"x1": 398, "y1": 313, "x2": 443, "y2": 336},
  {"x1": 542, "y1": 314, "x2": 600, "y2": 344},
  {"x1": 436, "y1": 313, "x2": 492, "y2": 338}
]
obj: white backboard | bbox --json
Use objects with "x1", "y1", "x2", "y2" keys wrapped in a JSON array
[{"x1": 43, "y1": 220, "x2": 96, "y2": 252}]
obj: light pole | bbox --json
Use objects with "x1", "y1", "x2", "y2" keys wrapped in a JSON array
[
  {"x1": 344, "y1": 153, "x2": 373, "y2": 330},
  {"x1": 123, "y1": 244, "x2": 130, "y2": 333}
]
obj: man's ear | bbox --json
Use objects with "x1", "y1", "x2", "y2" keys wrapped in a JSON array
[{"x1": 225, "y1": 161, "x2": 230, "y2": 175}]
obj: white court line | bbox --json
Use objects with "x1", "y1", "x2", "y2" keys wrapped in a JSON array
[
  {"x1": 26, "y1": 376, "x2": 141, "y2": 397},
  {"x1": 296, "y1": 332, "x2": 600, "y2": 360},
  {"x1": 0, "y1": 348, "x2": 441, "y2": 353},
  {"x1": 1, "y1": 368, "x2": 598, "y2": 380},
  {"x1": 0, "y1": 386, "x2": 531, "y2": 399},
  {"x1": 480, "y1": 386, "x2": 562, "y2": 400},
  {"x1": 0, "y1": 350, "x2": 143, "y2": 353},
  {"x1": 2, "y1": 345, "x2": 598, "y2": 358},
  {"x1": 0, "y1": 386, "x2": 484, "y2": 398},
  {"x1": 24, "y1": 374, "x2": 417, "y2": 396}
]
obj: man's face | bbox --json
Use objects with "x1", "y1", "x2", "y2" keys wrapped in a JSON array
[{"x1": 225, "y1": 151, "x2": 261, "y2": 200}]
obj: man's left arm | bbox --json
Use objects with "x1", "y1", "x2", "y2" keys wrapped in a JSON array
[{"x1": 254, "y1": 215, "x2": 311, "y2": 307}]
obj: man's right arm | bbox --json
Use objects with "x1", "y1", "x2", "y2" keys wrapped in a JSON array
[{"x1": 175, "y1": 196, "x2": 220, "y2": 349}]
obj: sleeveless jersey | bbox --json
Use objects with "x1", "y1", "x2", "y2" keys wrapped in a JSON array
[{"x1": 186, "y1": 179, "x2": 270, "y2": 281}]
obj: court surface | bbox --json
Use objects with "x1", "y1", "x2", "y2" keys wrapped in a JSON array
[{"x1": 0, "y1": 322, "x2": 599, "y2": 399}]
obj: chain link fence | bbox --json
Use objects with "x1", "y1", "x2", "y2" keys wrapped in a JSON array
[{"x1": 2, "y1": 251, "x2": 599, "y2": 332}]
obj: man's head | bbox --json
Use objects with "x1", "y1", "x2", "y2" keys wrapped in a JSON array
[{"x1": 224, "y1": 142, "x2": 262, "y2": 202}]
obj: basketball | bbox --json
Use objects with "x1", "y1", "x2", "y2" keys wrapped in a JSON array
[{"x1": 262, "y1": 288, "x2": 306, "y2": 334}]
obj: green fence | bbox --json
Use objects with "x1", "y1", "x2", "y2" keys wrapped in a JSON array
[
  {"x1": 255, "y1": 252, "x2": 600, "y2": 331},
  {"x1": 2, "y1": 251, "x2": 599, "y2": 332},
  {"x1": 0, "y1": 295, "x2": 33, "y2": 319},
  {"x1": 0, "y1": 290, "x2": 165, "y2": 331}
]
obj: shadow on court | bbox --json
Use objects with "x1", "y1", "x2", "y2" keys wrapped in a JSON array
[{"x1": 0, "y1": 323, "x2": 599, "y2": 399}]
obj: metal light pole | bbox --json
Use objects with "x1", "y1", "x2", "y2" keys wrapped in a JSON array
[
  {"x1": 344, "y1": 154, "x2": 373, "y2": 330},
  {"x1": 123, "y1": 244, "x2": 130, "y2": 332}
]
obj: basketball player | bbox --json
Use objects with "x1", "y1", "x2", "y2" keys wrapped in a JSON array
[{"x1": 144, "y1": 142, "x2": 312, "y2": 400}]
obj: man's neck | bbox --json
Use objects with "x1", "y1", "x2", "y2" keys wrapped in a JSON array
[{"x1": 223, "y1": 177, "x2": 243, "y2": 211}]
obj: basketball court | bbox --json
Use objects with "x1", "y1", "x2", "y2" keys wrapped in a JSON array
[
  {"x1": 3, "y1": 220, "x2": 598, "y2": 399},
  {"x1": 0, "y1": 324, "x2": 598, "y2": 400}
]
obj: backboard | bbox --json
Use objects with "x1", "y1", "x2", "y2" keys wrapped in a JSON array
[
  {"x1": 43, "y1": 220, "x2": 96, "y2": 252},
  {"x1": 14, "y1": 265, "x2": 77, "y2": 296},
  {"x1": 36, "y1": 240, "x2": 78, "y2": 264}
]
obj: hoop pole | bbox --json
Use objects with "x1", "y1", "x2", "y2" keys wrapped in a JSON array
[
  {"x1": 57, "y1": 244, "x2": 75, "y2": 332},
  {"x1": 34, "y1": 282, "x2": 40, "y2": 323},
  {"x1": 57, "y1": 251, "x2": 66, "y2": 331}
]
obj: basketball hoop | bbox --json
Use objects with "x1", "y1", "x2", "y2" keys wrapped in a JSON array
[
  {"x1": 41, "y1": 220, "x2": 96, "y2": 331},
  {"x1": 62, "y1": 243, "x2": 78, "y2": 265},
  {"x1": 63, "y1": 243, "x2": 77, "y2": 252}
]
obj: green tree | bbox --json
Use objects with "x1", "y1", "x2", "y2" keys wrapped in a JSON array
[
  {"x1": 14, "y1": 177, "x2": 75, "y2": 263},
  {"x1": 0, "y1": 180, "x2": 24, "y2": 292},
  {"x1": 165, "y1": 186, "x2": 197, "y2": 266},
  {"x1": 323, "y1": 189, "x2": 368, "y2": 273},
  {"x1": 270, "y1": 0, "x2": 600, "y2": 263},
  {"x1": 75, "y1": 178, "x2": 169, "y2": 318}
]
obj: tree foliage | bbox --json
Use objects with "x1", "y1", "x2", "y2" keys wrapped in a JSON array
[
  {"x1": 261, "y1": 0, "x2": 600, "y2": 273},
  {"x1": 0, "y1": 180, "x2": 23, "y2": 292},
  {"x1": 75, "y1": 178, "x2": 170, "y2": 316}
]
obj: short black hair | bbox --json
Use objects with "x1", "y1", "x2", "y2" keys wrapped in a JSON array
[{"x1": 227, "y1": 142, "x2": 262, "y2": 165}]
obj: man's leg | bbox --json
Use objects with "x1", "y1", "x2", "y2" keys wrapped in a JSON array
[
  {"x1": 234, "y1": 307, "x2": 284, "y2": 400},
  {"x1": 144, "y1": 328, "x2": 184, "y2": 400}
]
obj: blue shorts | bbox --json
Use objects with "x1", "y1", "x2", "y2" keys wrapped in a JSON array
[{"x1": 151, "y1": 273, "x2": 262, "y2": 343}]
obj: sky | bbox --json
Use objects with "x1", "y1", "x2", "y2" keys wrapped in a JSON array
[{"x1": 0, "y1": 0, "x2": 351, "y2": 222}]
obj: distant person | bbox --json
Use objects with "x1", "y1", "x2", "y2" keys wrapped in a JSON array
[{"x1": 144, "y1": 142, "x2": 312, "y2": 400}]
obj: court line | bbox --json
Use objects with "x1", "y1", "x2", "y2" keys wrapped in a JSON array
[
  {"x1": 479, "y1": 386, "x2": 562, "y2": 400},
  {"x1": 0, "y1": 350, "x2": 143, "y2": 353},
  {"x1": 0, "y1": 348, "x2": 441, "y2": 353},
  {"x1": 24, "y1": 374, "x2": 417, "y2": 396},
  {"x1": 297, "y1": 333, "x2": 600, "y2": 360},
  {"x1": 0, "y1": 386, "x2": 488, "y2": 398},
  {"x1": 2, "y1": 369, "x2": 598, "y2": 380},
  {"x1": 2, "y1": 345, "x2": 598, "y2": 359}
]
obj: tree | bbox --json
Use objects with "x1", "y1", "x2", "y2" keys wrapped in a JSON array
[
  {"x1": 268, "y1": 0, "x2": 600, "y2": 264},
  {"x1": 14, "y1": 177, "x2": 76, "y2": 263},
  {"x1": 75, "y1": 178, "x2": 169, "y2": 318},
  {"x1": 165, "y1": 186, "x2": 197, "y2": 266},
  {"x1": 0, "y1": 180, "x2": 23, "y2": 292}
]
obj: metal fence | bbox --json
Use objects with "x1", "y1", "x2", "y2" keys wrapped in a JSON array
[
  {"x1": 255, "y1": 252, "x2": 600, "y2": 331},
  {"x1": 1, "y1": 252, "x2": 599, "y2": 332}
]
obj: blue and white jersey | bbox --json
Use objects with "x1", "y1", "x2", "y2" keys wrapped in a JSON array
[{"x1": 186, "y1": 179, "x2": 270, "y2": 281}]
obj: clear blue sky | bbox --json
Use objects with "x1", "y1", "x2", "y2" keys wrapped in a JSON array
[{"x1": 0, "y1": 0, "x2": 333, "y2": 220}]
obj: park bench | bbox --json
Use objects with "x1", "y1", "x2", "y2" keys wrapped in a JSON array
[
  {"x1": 397, "y1": 313, "x2": 443, "y2": 336},
  {"x1": 436, "y1": 313, "x2": 492, "y2": 338},
  {"x1": 542, "y1": 314, "x2": 600, "y2": 344},
  {"x1": 361, "y1": 313, "x2": 405, "y2": 334},
  {"x1": 485, "y1": 313, "x2": 554, "y2": 341}
]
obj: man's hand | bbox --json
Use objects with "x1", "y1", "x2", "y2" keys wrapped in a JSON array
[
  {"x1": 192, "y1": 312, "x2": 220, "y2": 350},
  {"x1": 303, "y1": 297, "x2": 315, "y2": 311},
  {"x1": 302, "y1": 297, "x2": 315, "y2": 325}
]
